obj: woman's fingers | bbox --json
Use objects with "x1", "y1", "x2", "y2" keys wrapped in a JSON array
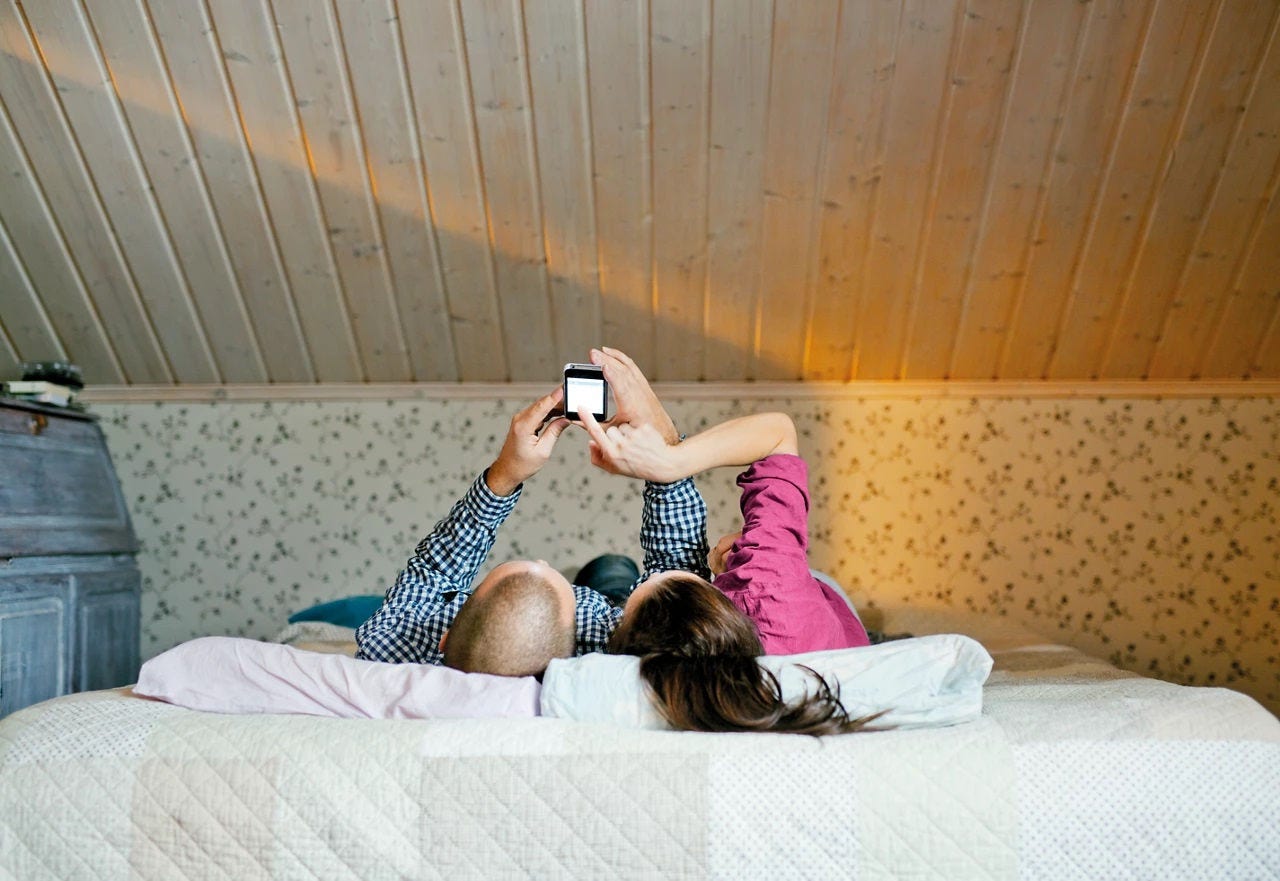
[
  {"x1": 588, "y1": 440, "x2": 609, "y2": 471},
  {"x1": 582, "y1": 407, "x2": 645, "y2": 476},
  {"x1": 578, "y1": 408, "x2": 613, "y2": 453}
]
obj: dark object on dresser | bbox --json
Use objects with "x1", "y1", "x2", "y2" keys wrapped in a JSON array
[
  {"x1": 0, "y1": 397, "x2": 141, "y2": 717},
  {"x1": 20, "y1": 359, "x2": 84, "y2": 390}
]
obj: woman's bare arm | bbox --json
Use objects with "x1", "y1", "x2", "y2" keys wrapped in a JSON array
[{"x1": 579, "y1": 411, "x2": 797, "y2": 483}]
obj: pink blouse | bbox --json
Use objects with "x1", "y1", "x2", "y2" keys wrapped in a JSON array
[{"x1": 713, "y1": 454, "x2": 870, "y2": 655}]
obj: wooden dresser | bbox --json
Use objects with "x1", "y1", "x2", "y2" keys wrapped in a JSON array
[{"x1": 0, "y1": 398, "x2": 141, "y2": 717}]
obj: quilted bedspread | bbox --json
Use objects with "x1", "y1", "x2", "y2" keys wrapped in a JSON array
[{"x1": 2, "y1": 640, "x2": 1278, "y2": 880}]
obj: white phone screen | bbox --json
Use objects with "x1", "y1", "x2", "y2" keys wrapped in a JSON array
[{"x1": 565, "y1": 376, "x2": 605, "y2": 416}]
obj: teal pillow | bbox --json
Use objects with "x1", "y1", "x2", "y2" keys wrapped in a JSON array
[{"x1": 287, "y1": 595, "x2": 384, "y2": 629}]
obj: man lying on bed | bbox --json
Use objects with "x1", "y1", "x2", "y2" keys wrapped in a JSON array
[{"x1": 354, "y1": 371, "x2": 707, "y2": 678}]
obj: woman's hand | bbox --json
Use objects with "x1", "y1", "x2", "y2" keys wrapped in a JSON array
[
  {"x1": 708, "y1": 531, "x2": 743, "y2": 576},
  {"x1": 581, "y1": 410, "x2": 799, "y2": 483},
  {"x1": 578, "y1": 410, "x2": 685, "y2": 483}
]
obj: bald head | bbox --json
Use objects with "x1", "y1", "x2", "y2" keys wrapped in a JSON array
[{"x1": 442, "y1": 562, "x2": 576, "y2": 677}]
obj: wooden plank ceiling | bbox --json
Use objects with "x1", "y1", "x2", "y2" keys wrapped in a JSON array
[{"x1": 0, "y1": 0, "x2": 1277, "y2": 386}]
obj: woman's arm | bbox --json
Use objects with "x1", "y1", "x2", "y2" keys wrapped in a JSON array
[{"x1": 579, "y1": 411, "x2": 798, "y2": 483}]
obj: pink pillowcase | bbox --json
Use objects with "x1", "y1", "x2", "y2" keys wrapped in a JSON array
[{"x1": 133, "y1": 636, "x2": 540, "y2": 720}]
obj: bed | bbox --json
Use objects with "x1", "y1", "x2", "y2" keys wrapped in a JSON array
[{"x1": 1, "y1": 608, "x2": 1277, "y2": 880}]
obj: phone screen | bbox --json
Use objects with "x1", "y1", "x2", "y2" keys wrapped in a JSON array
[{"x1": 565, "y1": 375, "x2": 605, "y2": 417}]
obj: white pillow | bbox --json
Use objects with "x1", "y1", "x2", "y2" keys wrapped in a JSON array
[
  {"x1": 540, "y1": 634, "x2": 992, "y2": 731},
  {"x1": 134, "y1": 634, "x2": 991, "y2": 732},
  {"x1": 134, "y1": 636, "x2": 540, "y2": 720}
]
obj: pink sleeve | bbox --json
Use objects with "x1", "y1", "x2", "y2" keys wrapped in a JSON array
[{"x1": 714, "y1": 455, "x2": 869, "y2": 654}]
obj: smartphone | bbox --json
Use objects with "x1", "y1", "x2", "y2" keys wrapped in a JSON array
[{"x1": 563, "y1": 363, "x2": 609, "y2": 422}]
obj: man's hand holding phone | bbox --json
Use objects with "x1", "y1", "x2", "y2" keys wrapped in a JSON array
[{"x1": 486, "y1": 388, "x2": 572, "y2": 497}]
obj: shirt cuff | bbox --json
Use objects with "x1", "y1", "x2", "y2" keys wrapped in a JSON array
[
  {"x1": 644, "y1": 475, "x2": 696, "y2": 496},
  {"x1": 470, "y1": 470, "x2": 522, "y2": 522},
  {"x1": 736, "y1": 453, "x2": 807, "y2": 487}
]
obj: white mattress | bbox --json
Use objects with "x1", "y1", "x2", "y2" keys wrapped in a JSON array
[{"x1": 2, "y1": 614, "x2": 1277, "y2": 880}]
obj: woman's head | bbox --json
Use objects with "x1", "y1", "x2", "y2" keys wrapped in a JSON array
[
  {"x1": 607, "y1": 573, "x2": 874, "y2": 736},
  {"x1": 608, "y1": 573, "x2": 761, "y2": 658}
]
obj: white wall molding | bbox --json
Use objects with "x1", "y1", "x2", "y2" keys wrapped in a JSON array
[{"x1": 80, "y1": 380, "x2": 1280, "y2": 403}]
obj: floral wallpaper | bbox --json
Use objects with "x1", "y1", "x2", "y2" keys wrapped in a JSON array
[{"x1": 94, "y1": 395, "x2": 1279, "y2": 716}]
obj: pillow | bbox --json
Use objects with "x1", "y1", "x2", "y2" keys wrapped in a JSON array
[
  {"x1": 287, "y1": 595, "x2": 385, "y2": 629},
  {"x1": 540, "y1": 634, "x2": 992, "y2": 731},
  {"x1": 134, "y1": 634, "x2": 991, "y2": 732},
  {"x1": 134, "y1": 637, "x2": 539, "y2": 720},
  {"x1": 273, "y1": 621, "x2": 358, "y2": 655}
]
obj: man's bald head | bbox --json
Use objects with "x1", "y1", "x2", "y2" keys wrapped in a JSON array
[{"x1": 442, "y1": 561, "x2": 576, "y2": 677}]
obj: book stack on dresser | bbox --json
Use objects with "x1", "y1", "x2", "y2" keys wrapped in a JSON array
[
  {"x1": 2, "y1": 380, "x2": 79, "y2": 408},
  {"x1": 0, "y1": 397, "x2": 141, "y2": 717}
]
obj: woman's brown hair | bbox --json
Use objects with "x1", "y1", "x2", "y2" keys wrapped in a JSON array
[{"x1": 606, "y1": 575, "x2": 874, "y2": 736}]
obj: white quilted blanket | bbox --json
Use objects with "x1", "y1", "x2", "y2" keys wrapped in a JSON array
[{"x1": 2, "y1": 642, "x2": 1277, "y2": 880}]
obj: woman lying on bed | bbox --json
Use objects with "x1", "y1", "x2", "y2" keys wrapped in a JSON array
[{"x1": 579, "y1": 358, "x2": 873, "y2": 734}]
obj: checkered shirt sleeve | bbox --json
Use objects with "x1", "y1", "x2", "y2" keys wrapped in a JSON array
[
  {"x1": 571, "y1": 584, "x2": 623, "y2": 655},
  {"x1": 566, "y1": 477, "x2": 709, "y2": 655},
  {"x1": 640, "y1": 476, "x2": 710, "y2": 580},
  {"x1": 355, "y1": 472, "x2": 519, "y2": 664}
]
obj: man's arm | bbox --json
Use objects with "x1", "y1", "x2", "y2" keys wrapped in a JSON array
[
  {"x1": 639, "y1": 478, "x2": 710, "y2": 579},
  {"x1": 571, "y1": 584, "x2": 625, "y2": 655},
  {"x1": 561, "y1": 477, "x2": 709, "y2": 656},
  {"x1": 586, "y1": 347, "x2": 709, "y2": 577},
  {"x1": 355, "y1": 389, "x2": 572, "y2": 663},
  {"x1": 355, "y1": 474, "x2": 521, "y2": 663}
]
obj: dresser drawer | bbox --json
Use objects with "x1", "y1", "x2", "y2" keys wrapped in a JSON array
[{"x1": 0, "y1": 404, "x2": 136, "y2": 557}]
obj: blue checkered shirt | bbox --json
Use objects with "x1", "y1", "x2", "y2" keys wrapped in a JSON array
[{"x1": 355, "y1": 471, "x2": 708, "y2": 664}]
